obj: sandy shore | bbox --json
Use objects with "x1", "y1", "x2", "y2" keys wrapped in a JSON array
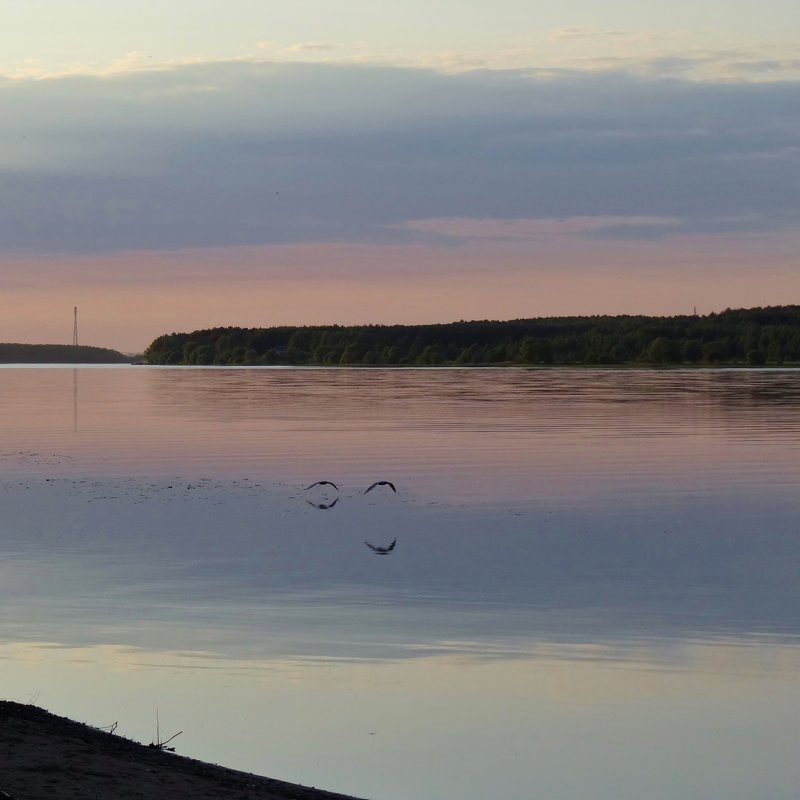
[{"x1": 0, "y1": 702, "x2": 367, "y2": 800}]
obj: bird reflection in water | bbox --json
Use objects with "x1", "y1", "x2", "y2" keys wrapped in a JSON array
[
  {"x1": 305, "y1": 496, "x2": 339, "y2": 510},
  {"x1": 364, "y1": 538, "x2": 397, "y2": 555}
]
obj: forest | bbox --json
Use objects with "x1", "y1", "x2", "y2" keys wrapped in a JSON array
[
  {"x1": 143, "y1": 306, "x2": 800, "y2": 367},
  {"x1": 0, "y1": 344, "x2": 129, "y2": 363}
]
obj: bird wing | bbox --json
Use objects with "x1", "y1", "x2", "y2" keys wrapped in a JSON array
[
  {"x1": 364, "y1": 541, "x2": 379, "y2": 552},
  {"x1": 365, "y1": 481, "x2": 396, "y2": 493},
  {"x1": 387, "y1": 539, "x2": 397, "y2": 550},
  {"x1": 305, "y1": 480, "x2": 339, "y2": 491}
]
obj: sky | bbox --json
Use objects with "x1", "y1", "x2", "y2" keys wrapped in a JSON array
[{"x1": 1, "y1": 2, "x2": 798, "y2": 352}]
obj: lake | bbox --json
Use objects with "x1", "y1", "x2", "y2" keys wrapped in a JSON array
[{"x1": 1, "y1": 365, "x2": 800, "y2": 799}]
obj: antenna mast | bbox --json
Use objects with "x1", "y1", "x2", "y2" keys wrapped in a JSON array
[{"x1": 73, "y1": 306, "x2": 78, "y2": 346}]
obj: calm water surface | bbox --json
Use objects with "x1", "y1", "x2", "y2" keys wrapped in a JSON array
[{"x1": 1, "y1": 366, "x2": 800, "y2": 799}]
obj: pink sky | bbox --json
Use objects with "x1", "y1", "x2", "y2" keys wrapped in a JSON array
[{"x1": 2, "y1": 229, "x2": 797, "y2": 353}]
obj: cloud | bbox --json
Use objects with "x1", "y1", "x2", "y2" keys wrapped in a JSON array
[
  {"x1": 402, "y1": 216, "x2": 682, "y2": 242},
  {"x1": 258, "y1": 41, "x2": 339, "y2": 57},
  {"x1": 562, "y1": 51, "x2": 800, "y2": 82},
  {"x1": 285, "y1": 43, "x2": 337, "y2": 52},
  {"x1": 529, "y1": 28, "x2": 800, "y2": 83},
  {"x1": 0, "y1": 61, "x2": 797, "y2": 257},
  {"x1": 547, "y1": 27, "x2": 630, "y2": 42}
]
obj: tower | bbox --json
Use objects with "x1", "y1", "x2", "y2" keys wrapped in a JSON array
[{"x1": 73, "y1": 306, "x2": 78, "y2": 346}]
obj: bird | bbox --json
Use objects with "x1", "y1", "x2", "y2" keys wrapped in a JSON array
[
  {"x1": 306, "y1": 497, "x2": 339, "y2": 510},
  {"x1": 305, "y1": 480, "x2": 339, "y2": 491},
  {"x1": 364, "y1": 481, "x2": 396, "y2": 494},
  {"x1": 365, "y1": 538, "x2": 396, "y2": 554}
]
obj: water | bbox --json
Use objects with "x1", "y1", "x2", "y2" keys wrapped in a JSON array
[{"x1": 1, "y1": 365, "x2": 800, "y2": 799}]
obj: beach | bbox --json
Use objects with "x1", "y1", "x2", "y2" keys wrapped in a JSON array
[{"x1": 0, "y1": 701, "x2": 366, "y2": 800}]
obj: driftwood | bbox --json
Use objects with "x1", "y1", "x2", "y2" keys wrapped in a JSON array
[{"x1": 148, "y1": 709, "x2": 182, "y2": 752}]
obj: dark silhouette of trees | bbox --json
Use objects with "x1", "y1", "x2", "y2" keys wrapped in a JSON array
[
  {"x1": 142, "y1": 307, "x2": 800, "y2": 367},
  {"x1": 0, "y1": 344, "x2": 129, "y2": 363}
]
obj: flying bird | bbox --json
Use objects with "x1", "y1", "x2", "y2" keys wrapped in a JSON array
[
  {"x1": 364, "y1": 481, "x2": 396, "y2": 494},
  {"x1": 305, "y1": 480, "x2": 339, "y2": 491},
  {"x1": 365, "y1": 538, "x2": 397, "y2": 554}
]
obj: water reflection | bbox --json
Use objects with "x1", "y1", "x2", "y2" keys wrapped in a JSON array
[
  {"x1": 3, "y1": 638, "x2": 800, "y2": 800},
  {"x1": 3, "y1": 366, "x2": 800, "y2": 505},
  {"x1": 1, "y1": 473, "x2": 798, "y2": 656},
  {"x1": 73, "y1": 368, "x2": 78, "y2": 433},
  {"x1": 1, "y1": 366, "x2": 800, "y2": 799}
]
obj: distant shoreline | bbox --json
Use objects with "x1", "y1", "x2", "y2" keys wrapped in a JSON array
[
  {"x1": 0, "y1": 343, "x2": 129, "y2": 364},
  {"x1": 143, "y1": 305, "x2": 800, "y2": 368},
  {"x1": 134, "y1": 362, "x2": 800, "y2": 370},
  {"x1": 4, "y1": 362, "x2": 800, "y2": 371}
]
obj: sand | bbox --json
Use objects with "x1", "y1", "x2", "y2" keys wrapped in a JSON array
[{"x1": 0, "y1": 702, "x2": 367, "y2": 800}]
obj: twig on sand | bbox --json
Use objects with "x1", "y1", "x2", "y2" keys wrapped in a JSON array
[
  {"x1": 93, "y1": 721, "x2": 118, "y2": 734},
  {"x1": 148, "y1": 709, "x2": 182, "y2": 752}
]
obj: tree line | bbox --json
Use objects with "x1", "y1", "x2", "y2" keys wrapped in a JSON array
[
  {"x1": 143, "y1": 306, "x2": 800, "y2": 367},
  {"x1": 0, "y1": 344, "x2": 129, "y2": 363}
]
